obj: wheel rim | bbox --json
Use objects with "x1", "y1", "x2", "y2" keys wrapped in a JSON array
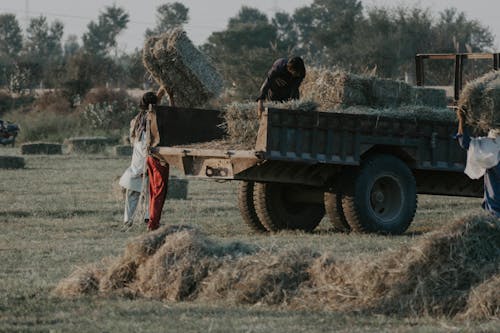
[{"x1": 367, "y1": 174, "x2": 404, "y2": 223}]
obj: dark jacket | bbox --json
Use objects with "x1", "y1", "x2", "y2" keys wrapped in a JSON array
[{"x1": 257, "y1": 58, "x2": 304, "y2": 102}]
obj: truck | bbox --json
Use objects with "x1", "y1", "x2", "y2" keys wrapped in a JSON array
[{"x1": 152, "y1": 53, "x2": 500, "y2": 235}]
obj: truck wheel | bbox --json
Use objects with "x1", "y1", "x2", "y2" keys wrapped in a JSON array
[
  {"x1": 253, "y1": 182, "x2": 325, "y2": 232},
  {"x1": 324, "y1": 191, "x2": 350, "y2": 232},
  {"x1": 341, "y1": 155, "x2": 417, "y2": 235},
  {"x1": 237, "y1": 181, "x2": 267, "y2": 233}
]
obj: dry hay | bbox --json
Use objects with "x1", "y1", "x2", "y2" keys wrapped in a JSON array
[
  {"x1": 222, "y1": 99, "x2": 318, "y2": 148},
  {"x1": 20, "y1": 142, "x2": 62, "y2": 155},
  {"x1": 53, "y1": 264, "x2": 104, "y2": 297},
  {"x1": 55, "y1": 214, "x2": 499, "y2": 319},
  {"x1": 0, "y1": 156, "x2": 25, "y2": 169},
  {"x1": 301, "y1": 67, "x2": 447, "y2": 110},
  {"x1": 330, "y1": 105, "x2": 455, "y2": 123},
  {"x1": 114, "y1": 145, "x2": 133, "y2": 156},
  {"x1": 299, "y1": 212, "x2": 500, "y2": 317},
  {"x1": 461, "y1": 274, "x2": 500, "y2": 320},
  {"x1": 65, "y1": 137, "x2": 114, "y2": 154},
  {"x1": 458, "y1": 71, "x2": 500, "y2": 132},
  {"x1": 200, "y1": 248, "x2": 316, "y2": 305},
  {"x1": 143, "y1": 29, "x2": 222, "y2": 108},
  {"x1": 167, "y1": 176, "x2": 188, "y2": 200}
]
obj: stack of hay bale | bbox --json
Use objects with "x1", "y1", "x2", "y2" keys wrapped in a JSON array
[
  {"x1": 143, "y1": 29, "x2": 223, "y2": 108},
  {"x1": 223, "y1": 67, "x2": 452, "y2": 148},
  {"x1": 458, "y1": 71, "x2": 500, "y2": 133}
]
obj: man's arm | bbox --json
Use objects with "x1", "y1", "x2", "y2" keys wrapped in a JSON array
[{"x1": 456, "y1": 108, "x2": 471, "y2": 149}]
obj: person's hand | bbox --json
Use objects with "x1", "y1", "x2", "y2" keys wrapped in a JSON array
[
  {"x1": 257, "y1": 100, "x2": 264, "y2": 118},
  {"x1": 275, "y1": 78, "x2": 287, "y2": 87}
]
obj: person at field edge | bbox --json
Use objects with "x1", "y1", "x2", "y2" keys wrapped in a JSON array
[
  {"x1": 456, "y1": 109, "x2": 500, "y2": 217},
  {"x1": 256, "y1": 57, "x2": 306, "y2": 117},
  {"x1": 145, "y1": 87, "x2": 170, "y2": 231}
]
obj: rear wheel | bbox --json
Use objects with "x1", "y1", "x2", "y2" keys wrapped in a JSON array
[
  {"x1": 342, "y1": 155, "x2": 417, "y2": 234},
  {"x1": 237, "y1": 181, "x2": 267, "y2": 233},
  {"x1": 253, "y1": 182, "x2": 325, "y2": 232},
  {"x1": 324, "y1": 190, "x2": 350, "y2": 232}
]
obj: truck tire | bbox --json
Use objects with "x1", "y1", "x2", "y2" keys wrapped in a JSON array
[
  {"x1": 253, "y1": 182, "x2": 325, "y2": 232},
  {"x1": 324, "y1": 191, "x2": 350, "y2": 232},
  {"x1": 237, "y1": 181, "x2": 267, "y2": 233},
  {"x1": 341, "y1": 155, "x2": 417, "y2": 235}
]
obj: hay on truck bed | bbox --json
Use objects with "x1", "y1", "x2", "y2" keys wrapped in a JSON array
[
  {"x1": 301, "y1": 67, "x2": 448, "y2": 110},
  {"x1": 458, "y1": 70, "x2": 500, "y2": 133},
  {"x1": 143, "y1": 29, "x2": 223, "y2": 108}
]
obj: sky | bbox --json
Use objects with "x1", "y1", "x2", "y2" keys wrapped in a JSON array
[{"x1": 0, "y1": 0, "x2": 499, "y2": 52}]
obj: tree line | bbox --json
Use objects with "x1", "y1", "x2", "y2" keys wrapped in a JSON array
[{"x1": 0, "y1": 0, "x2": 495, "y2": 102}]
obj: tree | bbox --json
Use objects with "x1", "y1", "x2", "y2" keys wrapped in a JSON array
[
  {"x1": 0, "y1": 14, "x2": 23, "y2": 88},
  {"x1": 82, "y1": 4, "x2": 129, "y2": 56},
  {"x1": 64, "y1": 34, "x2": 80, "y2": 57},
  {"x1": 0, "y1": 14, "x2": 23, "y2": 59},
  {"x1": 203, "y1": 7, "x2": 280, "y2": 99},
  {"x1": 145, "y1": 2, "x2": 189, "y2": 37}
]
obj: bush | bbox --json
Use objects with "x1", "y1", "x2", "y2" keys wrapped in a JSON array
[
  {"x1": 79, "y1": 88, "x2": 139, "y2": 130},
  {"x1": 0, "y1": 91, "x2": 35, "y2": 116},
  {"x1": 33, "y1": 91, "x2": 71, "y2": 114}
]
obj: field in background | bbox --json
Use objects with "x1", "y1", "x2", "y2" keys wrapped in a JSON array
[{"x1": 0, "y1": 148, "x2": 497, "y2": 332}]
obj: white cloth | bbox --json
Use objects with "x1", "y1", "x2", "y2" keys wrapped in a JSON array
[
  {"x1": 119, "y1": 134, "x2": 148, "y2": 192},
  {"x1": 124, "y1": 188, "x2": 149, "y2": 224},
  {"x1": 464, "y1": 136, "x2": 500, "y2": 179}
]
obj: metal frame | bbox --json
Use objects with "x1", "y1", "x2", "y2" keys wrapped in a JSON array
[{"x1": 415, "y1": 53, "x2": 500, "y2": 102}]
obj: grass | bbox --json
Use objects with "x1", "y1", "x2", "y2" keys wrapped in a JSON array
[{"x1": 0, "y1": 147, "x2": 497, "y2": 332}]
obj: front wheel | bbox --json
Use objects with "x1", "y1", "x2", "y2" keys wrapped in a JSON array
[{"x1": 341, "y1": 155, "x2": 417, "y2": 235}]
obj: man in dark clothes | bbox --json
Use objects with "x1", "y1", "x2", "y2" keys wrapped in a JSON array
[
  {"x1": 456, "y1": 109, "x2": 500, "y2": 217},
  {"x1": 256, "y1": 57, "x2": 306, "y2": 117}
]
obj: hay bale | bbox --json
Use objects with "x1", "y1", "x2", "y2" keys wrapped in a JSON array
[
  {"x1": 0, "y1": 156, "x2": 25, "y2": 169},
  {"x1": 370, "y1": 78, "x2": 412, "y2": 107},
  {"x1": 301, "y1": 67, "x2": 370, "y2": 109},
  {"x1": 20, "y1": 142, "x2": 63, "y2": 155},
  {"x1": 462, "y1": 274, "x2": 500, "y2": 320},
  {"x1": 410, "y1": 86, "x2": 448, "y2": 108},
  {"x1": 330, "y1": 105, "x2": 456, "y2": 122},
  {"x1": 222, "y1": 99, "x2": 317, "y2": 148},
  {"x1": 65, "y1": 137, "x2": 114, "y2": 154},
  {"x1": 167, "y1": 176, "x2": 188, "y2": 200},
  {"x1": 143, "y1": 29, "x2": 222, "y2": 107},
  {"x1": 458, "y1": 71, "x2": 500, "y2": 132},
  {"x1": 114, "y1": 145, "x2": 133, "y2": 156}
]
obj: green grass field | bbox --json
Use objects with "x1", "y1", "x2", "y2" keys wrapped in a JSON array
[{"x1": 0, "y1": 148, "x2": 498, "y2": 332}]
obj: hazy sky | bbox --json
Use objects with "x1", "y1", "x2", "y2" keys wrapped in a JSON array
[{"x1": 0, "y1": 0, "x2": 499, "y2": 51}]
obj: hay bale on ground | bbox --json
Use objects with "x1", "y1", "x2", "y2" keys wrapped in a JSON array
[
  {"x1": 20, "y1": 142, "x2": 62, "y2": 155},
  {"x1": 65, "y1": 137, "x2": 114, "y2": 154},
  {"x1": 458, "y1": 71, "x2": 500, "y2": 132},
  {"x1": 114, "y1": 145, "x2": 133, "y2": 156},
  {"x1": 167, "y1": 176, "x2": 188, "y2": 200},
  {"x1": 0, "y1": 156, "x2": 25, "y2": 169},
  {"x1": 143, "y1": 29, "x2": 222, "y2": 108}
]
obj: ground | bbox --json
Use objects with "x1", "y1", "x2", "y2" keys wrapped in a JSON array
[{"x1": 0, "y1": 148, "x2": 498, "y2": 332}]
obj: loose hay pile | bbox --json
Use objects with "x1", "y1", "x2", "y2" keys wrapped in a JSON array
[
  {"x1": 20, "y1": 142, "x2": 62, "y2": 155},
  {"x1": 0, "y1": 156, "x2": 25, "y2": 169},
  {"x1": 55, "y1": 213, "x2": 499, "y2": 320},
  {"x1": 458, "y1": 71, "x2": 500, "y2": 132},
  {"x1": 143, "y1": 29, "x2": 222, "y2": 107}
]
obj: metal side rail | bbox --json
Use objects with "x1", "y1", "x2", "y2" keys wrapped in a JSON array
[{"x1": 154, "y1": 147, "x2": 262, "y2": 179}]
